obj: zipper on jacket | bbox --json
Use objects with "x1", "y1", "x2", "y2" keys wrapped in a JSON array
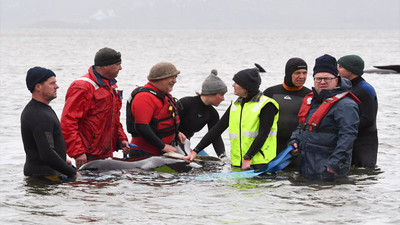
[
  {"x1": 110, "y1": 87, "x2": 115, "y2": 153},
  {"x1": 239, "y1": 104, "x2": 244, "y2": 167}
]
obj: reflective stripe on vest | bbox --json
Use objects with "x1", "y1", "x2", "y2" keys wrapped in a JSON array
[
  {"x1": 230, "y1": 130, "x2": 278, "y2": 139},
  {"x1": 298, "y1": 91, "x2": 360, "y2": 131},
  {"x1": 229, "y1": 95, "x2": 279, "y2": 166}
]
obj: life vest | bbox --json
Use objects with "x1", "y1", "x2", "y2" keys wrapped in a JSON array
[
  {"x1": 298, "y1": 92, "x2": 361, "y2": 132},
  {"x1": 229, "y1": 95, "x2": 279, "y2": 166},
  {"x1": 126, "y1": 87, "x2": 180, "y2": 139}
]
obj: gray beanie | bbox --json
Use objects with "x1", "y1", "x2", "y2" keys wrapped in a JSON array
[
  {"x1": 201, "y1": 69, "x2": 227, "y2": 95},
  {"x1": 147, "y1": 62, "x2": 180, "y2": 81}
]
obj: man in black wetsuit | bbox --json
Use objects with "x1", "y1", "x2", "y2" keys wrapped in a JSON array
[
  {"x1": 338, "y1": 55, "x2": 378, "y2": 168},
  {"x1": 263, "y1": 58, "x2": 312, "y2": 156},
  {"x1": 21, "y1": 67, "x2": 79, "y2": 181},
  {"x1": 178, "y1": 69, "x2": 227, "y2": 158}
]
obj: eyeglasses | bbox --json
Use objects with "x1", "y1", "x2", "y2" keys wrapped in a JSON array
[{"x1": 314, "y1": 77, "x2": 337, "y2": 83}]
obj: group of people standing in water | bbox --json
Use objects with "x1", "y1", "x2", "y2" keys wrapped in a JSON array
[{"x1": 20, "y1": 46, "x2": 378, "y2": 182}]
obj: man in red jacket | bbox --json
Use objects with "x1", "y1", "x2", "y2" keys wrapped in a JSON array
[{"x1": 61, "y1": 47, "x2": 129, "y2": 168}]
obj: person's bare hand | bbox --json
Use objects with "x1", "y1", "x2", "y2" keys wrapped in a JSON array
[
  {"x1": 75, "y1": 154, "x2": 87, "y2": 169},
  {"x1": 162, "y1": 144, "x2": 178, "y2": 153},
  {"x1": 290, "y1": 143, "x2": 299, "y2": 156},
  {"x1": 327, "y1": 167, "x2": 336, "y2": 173},
  {"x1": 241, "y1": 159, "x2": 251, "y2": 170},
  {"x1": 184, "y1": 151, "x2": 197, "y2": 162}
]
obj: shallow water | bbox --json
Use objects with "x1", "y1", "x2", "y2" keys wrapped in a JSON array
[{"x1": 0, "y1": 29, "x2": 399, "y2": 225}]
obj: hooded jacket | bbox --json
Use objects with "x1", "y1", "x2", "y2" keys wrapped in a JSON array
[{"x1": 289, "y1": 77, "x2": 359, "y2": 180}]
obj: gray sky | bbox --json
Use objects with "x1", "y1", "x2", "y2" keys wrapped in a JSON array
[{"x1": 1, "y1": 0, "x2": 399, "y2": 30}]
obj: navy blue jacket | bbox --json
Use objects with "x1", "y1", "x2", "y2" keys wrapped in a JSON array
[
  {"x1": 289, "y1": 77, "x2": 359, "y2": 180},
  {"x1": 350, "y1": 76, "x2": 378, "y2": 168}
]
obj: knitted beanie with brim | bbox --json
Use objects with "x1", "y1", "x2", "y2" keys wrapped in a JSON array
[{"x1": 147, "y1": 62, "x2": 180, "y2": 81}]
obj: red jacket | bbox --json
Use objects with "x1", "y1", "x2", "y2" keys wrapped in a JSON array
[
  {"x1": 61, "y1": 66, "x2": 128, "y2": 159},
  {"x1": 130, "y1": 82, "x2": 179, "y2": 155}
]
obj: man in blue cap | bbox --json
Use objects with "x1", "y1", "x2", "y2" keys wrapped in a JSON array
[{"x1": 21, "y1": 66, "x2": 80, "y2": 181}]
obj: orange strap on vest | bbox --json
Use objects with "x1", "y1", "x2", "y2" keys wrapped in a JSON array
[{"x1": 298, "y1": 92, "x2": 360, "y2": 131}]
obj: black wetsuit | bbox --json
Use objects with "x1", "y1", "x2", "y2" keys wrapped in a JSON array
[
  {"x1": 21, "y1": 99, "x2": 76, "y2": 178},
  {"x1": 178, "y1": 96, "x2": 225, "y2": 157},
  {"x1": 263, "y1": 84, "x2": 311, "y2": 154},
  {"x1": 193, "y1": 95, "x2": 278, "y2": 161},
  {"x1": 350, "y1": 76, "x2": 378, "y2": 168}
]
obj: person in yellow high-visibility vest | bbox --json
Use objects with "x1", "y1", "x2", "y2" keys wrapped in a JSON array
[{"x1": 186, "y1": 65, "x2": 279, "y2": 170}]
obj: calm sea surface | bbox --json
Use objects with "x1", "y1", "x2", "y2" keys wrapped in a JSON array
[{"x1": 0, "y1": 29, "x2": 399, "y2": 225}]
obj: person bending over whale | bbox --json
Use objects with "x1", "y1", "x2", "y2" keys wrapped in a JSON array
[
  {"x1": 186, "y1": 66, "x2": 279, "y2": 170},
  {"x1": 126, "y1": 62, "x2": 186, "y2": 157},
  {"x1": 21, "y1": 67, "x2": 80, "y2": 181},
  {"x1": 178, "y1": 69, "x2": 227, "y2": 158}
]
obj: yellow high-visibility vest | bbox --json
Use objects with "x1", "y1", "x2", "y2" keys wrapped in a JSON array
[{"x1": 229, "y1": 94, "x2": 279, "y2": 166}]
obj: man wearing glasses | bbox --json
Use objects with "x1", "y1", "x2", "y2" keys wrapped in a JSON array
[{"x1": 288, "y1": 54, "x2": 360, "y2": 181}]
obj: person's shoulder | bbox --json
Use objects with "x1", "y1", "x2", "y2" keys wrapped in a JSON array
[
  {"x1": 301, "y1": 86, "x2": 312, "y2": 93},
  {"x1": 132, "y1": 91, "x2": 162, "y2": 107},
  {"x1": 134, "y1": 91, "x2": 155, "y2": 99},
  {"x1": 263, "y1": 84, "x2": 282, "y2": 93},
  {"x1": 179, "y1": 95, "x2": 201, "y2": 107},
  {"x1": 339, "y1": 94, "x2": 359, "y2": 107},
  {"x1": 22, "y1": 102, "x2": 54, "y2": 124},
  {"x1": 357, "y1": 80, "x2": 376, "y2": 94},
  {"x1": 68, "y1": 76, "x2": 97, "y2": 92},
  {"x1": 179, "y1": 95, "x2": 197, "y2": 103}
]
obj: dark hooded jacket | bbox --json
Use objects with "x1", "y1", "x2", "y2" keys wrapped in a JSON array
[{"x1": 289, "y1": 77, "x2": 359, "y2": 180}]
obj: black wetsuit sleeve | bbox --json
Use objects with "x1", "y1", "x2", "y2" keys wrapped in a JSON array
[
  {"x1": 194, "y1": 106, "x2": 230, "y2": 152},
  {"x1": 135, "y1": 123, "x2": 166, "y2": 149},
  {"x1": 208, "y1": 108, "x2": 226, "y2": 157},
  {"x1": 31, "y1": 126, "x2": 76, "y2": 177},
  {"x1": 244, "y1": 102, "x2": 278, "y2": 158},
  {"x1": 354, "y1": 89, "x2": 377, "y2": 131}
]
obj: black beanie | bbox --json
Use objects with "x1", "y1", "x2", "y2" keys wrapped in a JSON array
[
  {"x1": 94, "y1": 47, "x2": 121, "y2": 66},
  {"x1": 26, "y1": 67, "x2": 56, "y2": 93},
  {"x1": 233, "y1": 68, "x2": 261, "y2": 93},
  {"x1": 284, "y1": 57, "x2": 307, "y2": 87},
  {"x1": 313, "y1": 54, "x2": 338, "y2": 77}
]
